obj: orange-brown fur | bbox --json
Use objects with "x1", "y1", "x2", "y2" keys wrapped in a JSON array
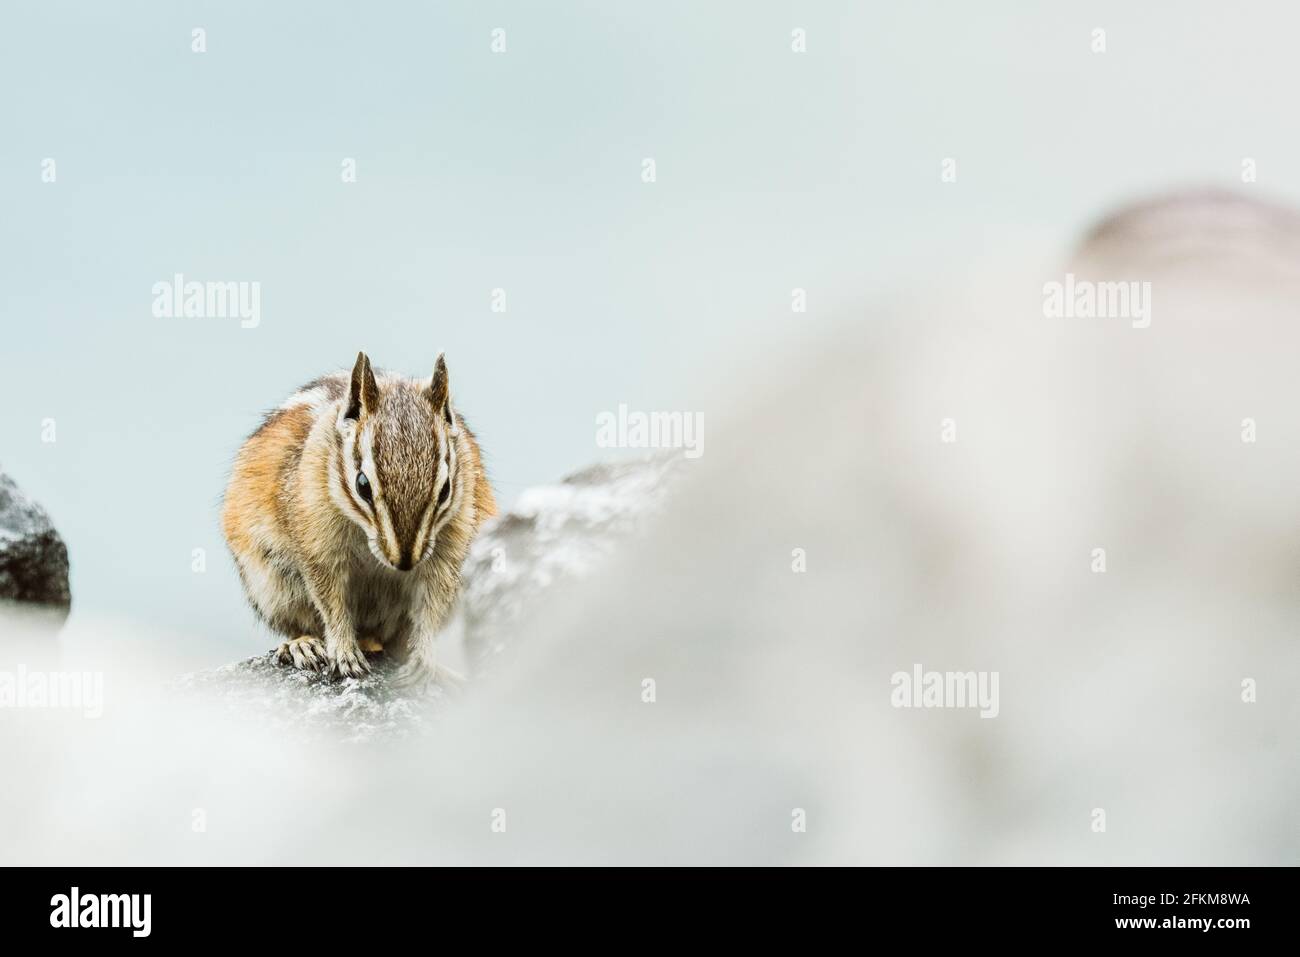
[{"x1": 221, "y1": 353, "x2": 496, "y2": 683}]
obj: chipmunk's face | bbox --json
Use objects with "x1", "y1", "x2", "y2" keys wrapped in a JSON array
[{"x1": 333, "y1": 352, "x2": 463, "y2": 572}]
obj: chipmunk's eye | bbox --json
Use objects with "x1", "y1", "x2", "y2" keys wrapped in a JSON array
[
  {"x1": 437, "y1": 477, "x2": 451, "y2": 507},
  {"x1": 355, "y1": 471, "x2": 373, "y2": 504}
]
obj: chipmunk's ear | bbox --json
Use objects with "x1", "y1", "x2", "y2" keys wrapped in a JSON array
[
  {"x1": 345, "y1": 351, "x2": 379, "y2": 421},
  {"x1": 429, "y1": 353, "x2": 455, "y2": 429}
]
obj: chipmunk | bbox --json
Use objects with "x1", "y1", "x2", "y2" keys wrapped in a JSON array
[{"x1": 221, "y1": 352, "x2": 496, "y2": 684}]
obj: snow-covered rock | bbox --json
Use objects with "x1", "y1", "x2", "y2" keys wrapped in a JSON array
[
  {"x1": 172, "y1": 652, "x2": 441, "y2": 743},
  {"x1": 0, "y1": 468, "x2": 71, "y2": 619}
]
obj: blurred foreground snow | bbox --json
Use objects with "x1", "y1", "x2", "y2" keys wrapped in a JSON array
[{"x1": 1, "y1": 192, "x2": 1297, "y2": 865}]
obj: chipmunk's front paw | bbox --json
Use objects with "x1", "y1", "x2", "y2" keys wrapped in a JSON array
[
  {"x1": 328, "y1": 644, "x2": 372, "y2": 680},
  {"x1": 275, "y1": 636, "x2": 327, "y2": 673}
]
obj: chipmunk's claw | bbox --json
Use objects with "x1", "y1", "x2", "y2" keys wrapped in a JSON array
[
  {"x1": 275, "y1": 636, "x2": 327, "y2": 673},
  {"x1": 328, "y1": 645, "x2": 372, "y2": 680}
]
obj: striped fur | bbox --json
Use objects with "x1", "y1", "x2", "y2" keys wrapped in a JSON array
[{"x1": 221, "y1": 352, "x2": 497, "y2": 682}]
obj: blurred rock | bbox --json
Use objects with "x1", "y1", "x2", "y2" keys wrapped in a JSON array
[
  {"x1": 0, "y1": 468, "x2": 71, "y2": 624},
  {"x1": 458, "y1": 454, "x2": 683, "y2": 671},
  {"x1": 1075, "y1": 187, "x2": 1300, "y2": 280}
]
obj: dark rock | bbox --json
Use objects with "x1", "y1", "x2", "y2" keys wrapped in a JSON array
[{"x1": 0, "y1": 469, "x2": 71, "y2": 614}]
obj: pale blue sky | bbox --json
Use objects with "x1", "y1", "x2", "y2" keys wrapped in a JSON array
[{"x1": 4, "y1": 1, "x2": 1299, "y2": 664}]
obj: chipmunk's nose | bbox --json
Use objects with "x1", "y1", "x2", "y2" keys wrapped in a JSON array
[{"x1": 396, "y1": 554, "x2": 414, "y2": 572}]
